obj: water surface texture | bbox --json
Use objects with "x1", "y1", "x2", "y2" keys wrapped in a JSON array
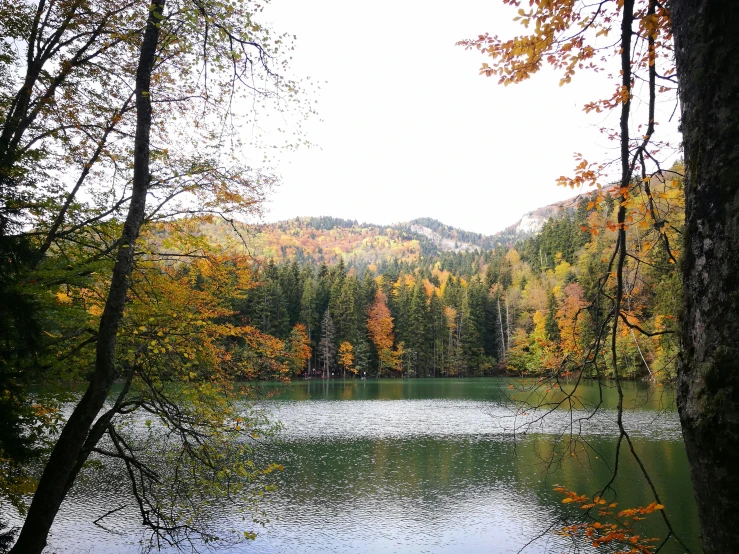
[{"x1": 32, "y1": 379, "x2": 701, "y2": 553}]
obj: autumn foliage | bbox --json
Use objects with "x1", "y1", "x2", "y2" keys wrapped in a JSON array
[
  {"x1": 338, "y1": 341, "x2": 356, "y2": 376},
  {"x1": 367, "y1": 289, "x2": 397, "y2": 372},
  {"x1": 554, "y1": 485, "x2": 663, "y2": 553}
]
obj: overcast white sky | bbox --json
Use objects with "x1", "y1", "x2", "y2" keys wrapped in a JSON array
[{"x1": 257, "y1": 0, "x2": 675, "y2": 235}]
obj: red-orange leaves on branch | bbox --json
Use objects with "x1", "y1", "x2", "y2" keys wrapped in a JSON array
[
  {"x1": 457, "y1": 0, "x2": 613, "y2": 87},
  {"x1": 367, "y1": 289, "x2": 396, "y2": 372},
  {"x1": 583, "y1": 85, "x2": 633, "y2": 114},
  {"x1": 555, "y1": 155, "x2": 609, "y2": 190},
  {"x1": 460, "y1": 0, "x2": 678, "y2": 205},
  {"x1": 553, "y1": 486, "x2": 662, "y2": 553},
  {"x1": 459, "y1": 0, "x2": 673, "y2": 90}
]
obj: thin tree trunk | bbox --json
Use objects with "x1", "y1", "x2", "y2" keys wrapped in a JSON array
[
  {"x1": 9, "y1": 2, "x2": 164, "y2": 551},
  {"x1": 497, "y1": 298, "x2": 506, "y2": 356},
  {"x1": 306, "y1": 322, "x2": 311, "y2": 375},
  {"x1": 672, "y1": 1, "x2": 739, "y2": 550},
  {"x1": 433, "y1": 322, "x2": 437, "y2": 377},
  {"x1": 448, "y1": 326, "x2": 453, "y2": 376},
  {"x1": 456, "y1": 316, "x2": 462, "y2": 375},
  {"x1": 505, "y1": 296, "x2": 511, "y2": 349}
]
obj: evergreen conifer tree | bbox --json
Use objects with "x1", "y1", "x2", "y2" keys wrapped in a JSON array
[{"x1": 318, "y1": 310, "x2": 337, "y2": 377}]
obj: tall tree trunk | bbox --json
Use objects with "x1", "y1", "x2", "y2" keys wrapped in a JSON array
[
  {"x1": 497, "y1": 298, "x2": 506, "y2": 356},
  {"x1": 672, "y1": 1, "x2": 739, "y2": 550},
  {"x1": 9, "y1": 1, "x2": 164, "y2": 551},
  {"x1": 505, "y1": 296, "x2": 511, "y2": 349}
]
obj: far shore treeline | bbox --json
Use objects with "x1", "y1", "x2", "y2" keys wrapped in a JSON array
[{"x1": 187, "y1": 172, "x2": 683, "y2": 381}]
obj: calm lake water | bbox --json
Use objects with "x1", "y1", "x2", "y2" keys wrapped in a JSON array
[{"x1": 16, "y1": 378, "x2": 701, "y2": 553}]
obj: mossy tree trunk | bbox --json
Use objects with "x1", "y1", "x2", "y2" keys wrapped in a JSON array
[{"x1": 672, "y1": 0, "x2": 739, "y2": 550}]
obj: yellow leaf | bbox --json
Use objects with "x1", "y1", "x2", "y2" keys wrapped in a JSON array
[{"x1": 56, "y1": 292, "x2": 73, "y2": 305}]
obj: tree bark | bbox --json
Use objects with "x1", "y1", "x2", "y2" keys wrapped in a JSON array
[
  {"x1": 9, "y1": 1, "x2": 164, "y2": 551},
  {"x1": 672, "y1": 0, "x2": 739, "y2": 550}
]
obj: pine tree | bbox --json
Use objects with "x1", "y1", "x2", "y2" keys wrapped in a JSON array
[
  {"x1": 315, "y1": 263, "x2": 331, "y2": 322},
  {"x1": 360, "y1": 270, "x2": 378, "y2": 310},
  {"x1": 462, "y1": 279, "x2": 488, "y2": 374},
  {"x1": 392, "y1": 278, "x2": 412, "y2": 347},
  {"x1": 353, "y1": 340, "x2": 371, "y2": 378},
  {"x1": 280, "y1": 261, "x2": 302, "y2": 327},
  {"x1": 408, "y1": 279, "x2": 430, "y2": 376},
  {"x1": 334, "y1": 276, "x2": 359, "y2": 344},
  {"x1": 253, "y1": 269, "x2": 289, "y2": 339},
  {"x1": 544, "y1": 290, "x2": 561, "y2": 343},
  {"x1": 428, "y1": 291, "x2": 445, "y2": 377},
  {"x1": 300, "y1": 275, "x2": 318, "y2": 333},
  {"x1": 318, "y1": 310, "x2": 337, "y2": 378},
  {"x1": 299, "y1": 277, "x2": 317, "y2": 372}
]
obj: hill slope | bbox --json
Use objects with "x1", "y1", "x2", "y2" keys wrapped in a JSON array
[{"x1": 189, "y1": 193, "x2": 589, "y2": 266}]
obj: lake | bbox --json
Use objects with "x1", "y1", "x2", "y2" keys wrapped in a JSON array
[{"x1": 17, "y1": 378, "x2": 701, "y2": 553}]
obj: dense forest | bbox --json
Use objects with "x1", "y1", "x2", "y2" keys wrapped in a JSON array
[{"x1": 211, "y1": 173, "x2": 683, "y2": 381}]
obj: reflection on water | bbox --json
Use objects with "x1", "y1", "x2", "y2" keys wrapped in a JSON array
[
  {"x1": 262, "y1": 378, "x2": 678, "y2": 410},
  {"x1": 266, "y1": 398, "x2": 682, "y2": 441},
  {"x1": 13, "y1": 379, "x2": 700, "y2": 553}
]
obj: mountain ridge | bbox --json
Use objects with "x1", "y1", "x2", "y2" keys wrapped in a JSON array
[{"x1": 186, "y1": 191, "x2": 593, "y2": 267}]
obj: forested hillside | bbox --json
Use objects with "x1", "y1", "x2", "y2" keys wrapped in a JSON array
[
  {"x1": 179, "y1": 194, "x2": 584, "y2": 269},
  {"x1": 197, "y1": 175, "x2": 684, "y2": 381},
  {"x1": 184, "y1": 216, "x2": 497, "y2": 267}
]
